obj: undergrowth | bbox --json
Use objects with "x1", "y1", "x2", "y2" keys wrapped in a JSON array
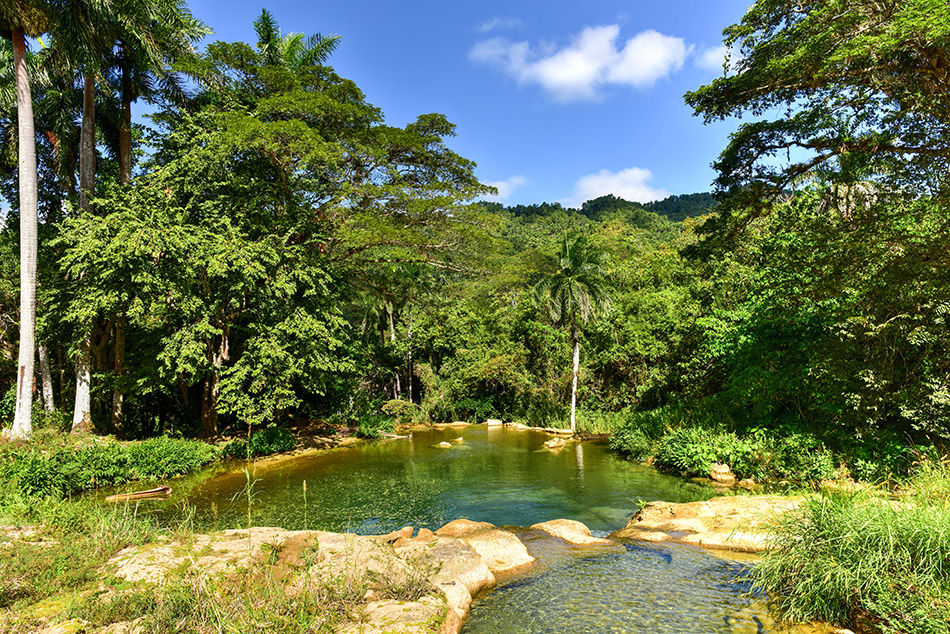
[
  {"x1": 752, "y1": 462, "x2": 950, "y2": 633},
  {"x1": 0, "y1": 432, "x2": 219, "y2": 498}
]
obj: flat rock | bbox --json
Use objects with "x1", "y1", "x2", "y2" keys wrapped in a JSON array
[
  {"x1": 457, "y1": 529, "x2": 535, "y2": 574},
  {"x1": 611, "y1": 495, "x2": 801, "y2": 553},
  {"x1": 435, "y1": 519, "x2": 495, "y2": 538},
  {"x1": 485, "y1": 419, "x2": 503, "y2": 427},
  {"x1": 530, "y1": 519, "x2": 613, "y2": 546},
  {"x1": 335, "y1": 596, "x2": 447, "y2": 634}
]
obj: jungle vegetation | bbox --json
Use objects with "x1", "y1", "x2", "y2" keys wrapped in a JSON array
[{"x1": 0, "y1": 0, "x2": 947, "y2": 485}]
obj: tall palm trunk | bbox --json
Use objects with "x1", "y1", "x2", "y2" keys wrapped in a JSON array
[
  {"x1": 11, "y1": 27, "x2": 38, "y2": 440},
  {"x1": 72, "y1": 72, "x2": 96, "y2": 431},
  {"x1": 79, "y1": 72, "x2": 95, "y2": 211},
  {"x1": 570, "y1": 323, "x2": 580, "y2": 433},
  {"x1": 118, "y1": 42, "x2": 132, "y2": 186},
  {"x1": 39, "y1": 344, "x2": 55, "y2": 412},
  {"x1": 115, "y1": 50, "x2": 132, "y2": 425},
  {"x1": 71, "y1": 333, "x2": 92, "y2": 433}
]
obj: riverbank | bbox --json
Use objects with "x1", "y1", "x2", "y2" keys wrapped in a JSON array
[
  {"x1": 2, "y1": 505, "x2": 827, "y2": 634},
  {"x1": 3, "y1": 427, "x2": 947, "y2": 634}
]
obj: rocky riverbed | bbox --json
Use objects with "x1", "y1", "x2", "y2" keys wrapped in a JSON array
[{"x1": 22, "y1": 494, "x2": 833, "y2": 634}]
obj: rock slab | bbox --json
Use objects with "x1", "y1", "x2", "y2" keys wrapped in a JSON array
[{"x1": 610, "y1": 495, "x2": 802, "y2": 553}]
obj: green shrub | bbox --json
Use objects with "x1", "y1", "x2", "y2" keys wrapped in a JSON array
[
  {"x1": 126, "y1": 437, "x2": 220, "y2": 478},
  {"x1": 355, "y1": 413, "x2": 396, "y2": 439},
  {"x1": 222, "y1": 427, "x2": 296, "y2": 458},
  {"x1": 0, "y1": 385, "x2": 14, "y2": 425},
  {"x1": 0, "y1": 435, "x2": 219, "y2": 498},
  {"x1": 381, "y1": 399, "x2": 417, "y2": 425},
  {"x1": 454, "y1": 397, "x2": 496, "y2": 423},
  {"x1": 609, "y1": 426, "x2": 654, "y2": 461},
  {"x1": 654, "y1": 427, "x2": 719, "y2": 477},
  {"x1": 775, "y1": 433, "x2": 836, "y2": 481},
  {"x1": 753, "y1": 468, "x2": 950, "y2": 633}
]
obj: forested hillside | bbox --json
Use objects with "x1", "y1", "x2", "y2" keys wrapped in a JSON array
[{"x1": 2, "y1": 0, "x2": 949, "y2": 482}]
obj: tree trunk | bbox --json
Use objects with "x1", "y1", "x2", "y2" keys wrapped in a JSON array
[
  {"x1": 118, "y1": 42, "x2": 132, "y2": 186},
  {"x1": 110, "y1": 313, "x2": 126, "y2": 433},
  {"x1": 72, "y1": 333, "x2": 93, "y2": 433},
  {"x1": 407, "y1": 309, "x2": 414, "y2": 402},
  {"x1": 79, "y1": 72, "x2": 95, "y2": 214},
  {"x1": 11, "y1": 27, "x2": 38, "y2": 440},
  {"x1": 388, "y1": 307, "x2": 401, "y2": 399},
  {"x1": 39, "y1": 344, "x2": 55, "y2": 412},
  {"x1": 200, "y1": 326, "x2": 229, "y2": 437},
  {"x1": 570, "y1": 324, "x2": 580, "y2": 433}
]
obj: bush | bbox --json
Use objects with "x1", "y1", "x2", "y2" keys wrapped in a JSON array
[
  {"x1": 753, "y1": 466, "x2": 950, "y2": 633},
  {"x1": 354, "y1": 413, "x2": 396, "y2": 439},
  {"x1": 654, "y1": 427, "x2": 720, "y2": 477},
  {"x1": 609, "y1": 426, "x2": 654, "y2": 461},
  {"x1": 774, "y1": 433, "x2": 836, "y2": 481},
  {"x1": 381, "y1": 399, "x2": 417, "y2": 425},
  {"x1": 221, "y1": 426, "x2": 296, "y2": 459},
  {"x1": 0, "y1": 435, "x2": 219, "y2": 498}
]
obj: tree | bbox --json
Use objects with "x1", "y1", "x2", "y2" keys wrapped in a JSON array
[
  {"x1": 535, "y1": 235, "x2": 610, "y2": 431},
  {"x1": 253, "y1": 8, "x2": 339, "y2": 71},
  {"x1": 110, "y1": 0, "x2": 208, "y2": 186},
  {"x1": 685, "y1": 0, "x2": 950, "y2": 225},
  {"x1": 1, "y1": 0, "x2": 48, "y2": 439}
]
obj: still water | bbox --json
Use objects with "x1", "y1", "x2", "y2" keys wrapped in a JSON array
[
  {"x1": 145, "y1": 426, "x2": 800, "y2": 634},
  {"x1": 153, "y1": 426, "x2": 713, "y2": 534}
]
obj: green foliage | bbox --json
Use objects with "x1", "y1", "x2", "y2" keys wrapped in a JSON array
[
  {"x1": 753, "y1": 465, "x2": 950, "y2": 633},
  {"x1": 354, "y1": 413, "x2": 396, "y2": 439},
  {"x1": 0, "y1": 383, "x2": 13, "y2": 424},
  {"x1": 687, "y1": 0, "x2": 950, "y2": 209},
  {"x1": 0, "y1": 435, "x2": 218, "y2": 498},
  {"x1": 222, "y1": 426, "x2": 296, "y2": 459},
  {"x1": 380, "y1": 399, "x2": 417, "y2": 425}
]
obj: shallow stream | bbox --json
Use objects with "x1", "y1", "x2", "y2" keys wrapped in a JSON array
[{"x1": 143, "y1": 426, "x2": 804, "y2": 633}]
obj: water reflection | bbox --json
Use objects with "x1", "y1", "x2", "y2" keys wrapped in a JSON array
[{"x1": 152, "y1": 426, "x2": 713, "y2": 534}]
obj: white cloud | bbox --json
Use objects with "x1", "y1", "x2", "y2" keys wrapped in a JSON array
[
  {"x1": 477, "y1": 17, "x2": 523, "y2": 33},
  {"x1": 694, "y1": 44, "x2": 743, "y2": 74},
  {"x1": 484, "y1": 175, "x2": 528, "y2": 201},
  {"x1": 469, "y1": 25, "x2": 689, "y2": 102},
  {"x1": 563, "y1": 167, "x2": 669, "y2": 207}
]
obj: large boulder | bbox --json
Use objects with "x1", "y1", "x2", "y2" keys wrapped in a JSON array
[
  {"x1": 456, "y1": 529, "x2": 535, "y2": 574},
  {"x1": 530, "y1": 519, "x2": 613, "y2": 546},
  {"x1": 435, "y1": 519, "x2": 496, "y2": 538}
]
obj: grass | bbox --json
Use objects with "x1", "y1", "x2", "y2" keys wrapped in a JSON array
[
  {"x1": 0, "y1": 495, "x2": 159, "y2": 631},
  {"x1": 752, "y1": 461, "x2": 950, "y2": 633},
  {"x1": 0, "y1": 427, "x2": 439, "y2": 634}
]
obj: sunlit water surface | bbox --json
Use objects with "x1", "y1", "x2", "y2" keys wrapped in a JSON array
[
  {"x1": 150, "y1": 426, "x2": 712, "y2": 533},
  {"x1": 137, "y1": 426, "x2": 803, "y2": 634}
]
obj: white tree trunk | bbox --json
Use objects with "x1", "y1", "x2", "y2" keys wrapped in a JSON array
[
  {"x1": 11, "y1": 28, "x2": 38, "y2": 440},
  {"x1": 570, "y1": 325, "x2": 580, "y2": 433},
  {"x1": 72, "y1": 335, "x2": 92, "y2": 433},
  {"x1": 39, "y1": 344, "x2": 55, "y2": 412}
]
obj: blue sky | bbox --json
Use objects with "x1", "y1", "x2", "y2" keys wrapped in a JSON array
[{"x1": 186, "y1": 0, "x2": 751, "y2": 207}]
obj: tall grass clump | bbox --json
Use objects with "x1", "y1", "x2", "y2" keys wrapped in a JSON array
[{"x1": 752, "y1": 462, "x2": 950, "y2": 633}]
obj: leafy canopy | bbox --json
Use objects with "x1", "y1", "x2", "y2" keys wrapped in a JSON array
[{"x1": 687, "y1": 0, "x2": 950, "y2": 210}]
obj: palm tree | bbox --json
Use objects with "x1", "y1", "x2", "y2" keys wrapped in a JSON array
[
  {"x1": 110, "y1": 0, "x2": 208, "y2": 185},
  {"x1": 1, "y1": 0, "x2": 48, "y2": 439},
  {"x1": 253, "y1": 8, "x2": 340, "y2": 71},
  {"x1": 536, "y1": 235, "x2": 611, "y2": 432},
  {"x1": 38, "y1": 0, "x2": 206, "y2": 432}
]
